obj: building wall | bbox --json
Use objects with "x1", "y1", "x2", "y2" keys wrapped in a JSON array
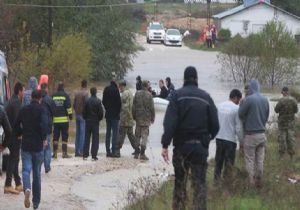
[{"x1": 220, "y1": 3, "x2": 300, "y2": 37}]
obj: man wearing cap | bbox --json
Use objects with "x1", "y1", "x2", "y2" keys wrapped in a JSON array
[
  {"x1": 161, "y1": 66, "x2": 219, "y2": 210},
  {"x1": 275, "y1": 87, "x2": 298, "y2": 160}
]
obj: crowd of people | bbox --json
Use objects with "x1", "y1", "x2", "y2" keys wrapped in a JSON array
[{"x1": 0, "y1": 66, "x2": 297, "y2": 209}]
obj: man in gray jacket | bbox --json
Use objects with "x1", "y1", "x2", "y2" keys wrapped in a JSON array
[{"x1": 239, "y1": 79, "x2": 269, "y2": 188}]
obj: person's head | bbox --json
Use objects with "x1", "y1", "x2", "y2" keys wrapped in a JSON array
[
  {"x1": 90, "y1": 87, "x2": 97, "y2": 96},
  {"x1": 14, "y1": 82, "x2": 25, "y2": 99},
  {"x1": 281, "y1": 86, "x2": 289, "y2": 96},
  {"x1": 39, "y1": 75, "x2": 48, "y2": 87},
  {"x1": 118, "y1": 80, "x2": 127, "y2": 92},
  {"x1": 28, "y1": 76, "x2": 38, "y2": 90},
  {"x1": 166, "y1": 77, "x2": 171, "y2": 86},
  {"x1": 142, "y1": 80, "x2": 149, "y2": 90},
  {"x1": 40, "y1": 83, "x2": 48, "y2": 97},
  {"x1": 31, "y1": 89, "x2": 42, "y2": 103},
  {"x1": 229, "y1": 89, "x2": 242, "y2": 105},
  {"x1": 57, "y1": 81, "x2": 64, "y2": 91},
  {"x1": 81, "y1": 80, "x2": 87, "y2": 88},
  {"x1": 249, "y1": 79, "x2": 260, "y2": 95},
  {"x1": 110, "y1": 80, "x2": 119, "y2": 89},
  {"x1": 183, "y1": 66, "x2": 198, "y2": 86},
  {"x1": 159, "y1": 79, "x2": 164, "y2": 88},
  {"x1": 136, "y1": 75, "x2": 141, "y2": 82}
]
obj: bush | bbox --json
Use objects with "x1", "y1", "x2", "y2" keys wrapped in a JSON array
[{"x1": 218, "y1": 28, "x2": 231, "y2": 41}]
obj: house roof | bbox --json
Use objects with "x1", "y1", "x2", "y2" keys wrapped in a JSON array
[{"x1": 212, "y1": 1, "x2": 300, "y2": 21}]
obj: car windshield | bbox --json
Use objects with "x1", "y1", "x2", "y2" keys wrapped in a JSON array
[
  {"x1": 150, "y1": 24, "x2": 164, "y2": 30},
  {"x1": 167, "y1": 29, "x2": 181, "y2": 35}
]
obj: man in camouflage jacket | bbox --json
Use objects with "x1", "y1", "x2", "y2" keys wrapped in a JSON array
[
  {"x1": 116, "y1": 81, "x2": 139, "y2": 158},
  {"x1": 275, "y1": 87, "x2": 298, "y2": 159},
  {"x1": 132, "y1": 81, "x2": 155, "y2": 160}
]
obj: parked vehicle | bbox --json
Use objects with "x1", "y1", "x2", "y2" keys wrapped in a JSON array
[
  {"x1": 164, "y1": 29, "x2": 182, "y2": 47},
  {"x1": 146, "y1": 22, "x2": 165, "y2": 44}
]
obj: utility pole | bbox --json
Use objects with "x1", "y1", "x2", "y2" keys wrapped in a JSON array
[
  {"x1": 187, "y1": 1, "x2": 192, "y2": 30},
  {"x1": 154, "y1": 0, "x2": 157, "y2": 21},
  {"x1": 48, "y1": 0, "x2": 53, "y2": 47},
  {"x1": 207, "y1": 0, "x2": 211, "y2": 26}
]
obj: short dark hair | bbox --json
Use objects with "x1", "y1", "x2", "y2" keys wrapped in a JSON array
[
  {"x1": 31, "y1": 89, "x2": 42, "y2": 100},
  {"x1": 229, "y1": 89, "x2": 242, "y2": 99},
  {"x1": 90, "y1": 87, "x2": 97, "y2": 96},
  {"x1": 57, "y1": 81, "x2": 64, "y2": 91},
  {"x1": 14, "y1": 82, "x2": 24, "y2": 95},
  {"x1": 119, "y1": 80, "x2": 126, "y2": 87},
  {"x1": 81, "y1": 80, "x2": 87, "y2": 88},
  {"x1": 41, "y1": 83, "x2": 48, "y2": 90},
  {"x1": 282, "y1": 86, "x2": 289, "y2": 92}
]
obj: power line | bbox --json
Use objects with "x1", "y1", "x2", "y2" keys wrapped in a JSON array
[{"x1": 4, "y1": 2, "x2": 153, "y2": 8}]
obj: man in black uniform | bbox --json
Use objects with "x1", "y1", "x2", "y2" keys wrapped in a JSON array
[
  {"x1": 161, "y1": 66, "x2": 219, "y2": 210},
  {"x1": 52, "y1": 82, "x2": 73, "y2": 159}
]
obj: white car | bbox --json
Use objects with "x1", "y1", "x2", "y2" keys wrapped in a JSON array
[
  {"x1": 146, "y1": 22, "x2": 165, "y2": 44},
  {"x1": 164, "y1": 29, "x2": 182, "y2": 47}
]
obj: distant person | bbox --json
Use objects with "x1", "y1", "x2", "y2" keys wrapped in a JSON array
[
  {"x1": 4, "y1": 82, "x2": 25, "y2": 194},
  {"x1": 0, "y1": 105, "x2": 12, "y2": 177},
  {"x1": 161, "y1": 66, "x2": 219, "y2": 210},
  {"x1": 274, "y1": 87, "x2": 298, "y2": 160},
  {"x1": 116, "y1": 80, "x2": 139, "y2": 158},
  {"x1": 102, "y1": 81, "x2": 121, "y2": 157},
  {"x1": 211, "y1": 25, "x2": 217, "y2": 48},
  {"x1": 157, "y1": 79, "x2": 168, "y2": 99},
  {"x1": 136, "y1": 76, "x2": 142, "y2": 91},
  {"x1": 166, "y1": 77, "x2": 175, "y2": 100},
  {"x1": 40, "y1": 84, "x2": 55, "y2": 173},
  {"x1": 206, "y1": 27, "x2": 212, "y2": 48},
  {"x1": 73, "y1": 80, "x2": 88, "y2": 157},
  {"x1": 214, "y1": 89, "x2": 243, "y2": 182},
  {"x1": 23, "y1": 77, "x2": 38, "y2": 106},
  {"x1": 15, "y1": 90, "x2": 48, "y2": 209},
  {"x1": 147, "y1": 81, "x2": 156, "y2": 97},
  {"x1": 82, "y1": 87, "x2": 103, "y2": 161},
  {"x1": 52, "y1": 82, "x2": 73, "y2": 159},
  {"x1": 38, "y1": 75, "x2": 48, "y2": 90},
  {"x1": 132, "y1": 81, "x2": 155, "y2": 160},
  {"x1": 239, "y1": 79, "x2": 269, "y2": 188}
]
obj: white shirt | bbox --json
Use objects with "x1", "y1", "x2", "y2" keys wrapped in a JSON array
[{"x1": 216, "y1": 101, "x2": 243, "y2": 143}]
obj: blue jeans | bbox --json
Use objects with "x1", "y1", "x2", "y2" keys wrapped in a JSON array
[
  {"x1": 105, "y1": 119, "x2": 119, "y2": 154},
  {"x1": 43, "y1": 134, "x2": 51, "y2": 172},
  {"x1": 75, "y1": 115, "x2": 85, "y2": 155},
  {"x1": 22, "y1": 150, "x2": 43, "y2": 206}
]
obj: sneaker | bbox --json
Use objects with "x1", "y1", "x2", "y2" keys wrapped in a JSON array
[
  {"x1": 15, "y1": 184, "x2": 23, "y2": 192},
  {"x1": 4, "y1": 186, "x2": 20, "y2": 194},
  {"x1": 24, "y1": 189, "x2": 31, "y2": 208},
  {"x1": 92, "y1": 157, "x2": 98, "y2": 161},
  {"x1": 33, "y1": 203, "x2": 39, "y2": 209}
]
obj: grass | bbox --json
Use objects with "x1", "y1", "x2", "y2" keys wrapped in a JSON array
[{"x1": 126, "y1": 124, "x2": 300, "y2": 210}]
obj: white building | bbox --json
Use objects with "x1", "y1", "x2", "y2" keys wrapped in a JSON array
[{"x1": 212, "y1": 0, "x2": 300, "y2": 38}]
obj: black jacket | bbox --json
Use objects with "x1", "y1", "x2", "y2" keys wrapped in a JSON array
[
  {"x1": 52, "y1": 90, "x2": 72, "y2": 123},
  {"x1": 83, "y1": 96, "x2": 104, "y2": 122},
  {"x1": 5, "y1": 94, "x2": 22, "y2": 146},
  {"x1": 136, "y1": 80, "x2": 142, "y2": 91},
  {"x1": 102, "y1": 82, "x2": 121, "y2": 120},
  {"x1": 0, "y1": 106, "x2": 12, "y2": 148},
  {"x1": 158, "y1": 86, "x2": 168, "y2": 99},
  {"x1": 161, "y1": 82, "x2": 219, "y2": 149},
  {"x1": 15, "y1": 100, "x2": 48, "y2": 152},
  {"x1": 42, "y1": 93, "x2": 56, "y2": 134}
]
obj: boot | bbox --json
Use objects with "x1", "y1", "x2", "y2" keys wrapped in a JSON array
[
  {"x1": 52, "y1": 142, "x2": 58, "y2": 159},
  {"x1": 139, "y1": 147, "x2": 149, "y2": 161},
  {"x1": 15, "y1": 184, "x2": 23, "y2": 193},
  {"x1": 62, "y1": 144, "x2": 72, "y2": 159},
  {"x1": 134, "y1": 146, "x2": 140, "y2": 159},
  {"x1": 4, "y1": 186, "x2": 20, "y2": 194}
]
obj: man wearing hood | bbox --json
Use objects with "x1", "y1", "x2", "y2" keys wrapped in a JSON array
[
  {"x1": 239, "y1": 79, "x2": 269, "y2": 188},
  {"x1": 23, "y1": 77, "x2": 38, "y2": 106}
]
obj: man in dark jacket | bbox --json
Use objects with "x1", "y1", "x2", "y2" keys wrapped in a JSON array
[
  {"x1": 0, "y1": 106, "x2": 12, "y2": 177},
  {"x1": 102, "y1": 81, "x2": 121, "y2": 157},
  {"x1": 157, "y1": 79, "x2": 168, "y2": 99},
  {"x1": 52, "y1": 82, "x2": 73, "y2": 159},
  {"x1": 161, "y1": 66, "x2": 219, "y2": 210},
  {"x1": 4, "y1": 82, "x2": 25, "y2": 194},
  {"x1": 41, "y1": 84, "x2": 55, "y2": 173},
  {"x1": 82, "y1": 87, "x2": 103, "y2": 160},
  {"x1": 136, "y1": 76, "x2": 142, "y2": 91},
  {"x1": 15, "y1": 90, "x2": 48, "y2": 209}
]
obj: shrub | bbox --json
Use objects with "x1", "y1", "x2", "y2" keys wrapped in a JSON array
[{"x1": 218, "y1": 28, "x2": 231, "y2": 41}]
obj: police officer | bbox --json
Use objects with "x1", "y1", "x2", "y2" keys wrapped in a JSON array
[
  {"x1": 161, "y1": 66, "x2": 219, "y2": 210},
  {"x1": 132, "y1": 80, "x2": 155, "y2": 160},
  {"x1": 275, "y1": 87, "x2": 298, "y2": 160},
  {"x1": 52, "y1": 82, "x2": 73, "y2": 159}
]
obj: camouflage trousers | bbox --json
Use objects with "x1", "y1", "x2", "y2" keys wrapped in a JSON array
[
  {"x1": 135, "y1": 125, "x2": 149, "y2": 149},
  {"x1": 117, "y1": 126, "x2": 138, "y2": 150},
  {"x1": 278, "y1": 128, "x2": 295, "y2": 156}
]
